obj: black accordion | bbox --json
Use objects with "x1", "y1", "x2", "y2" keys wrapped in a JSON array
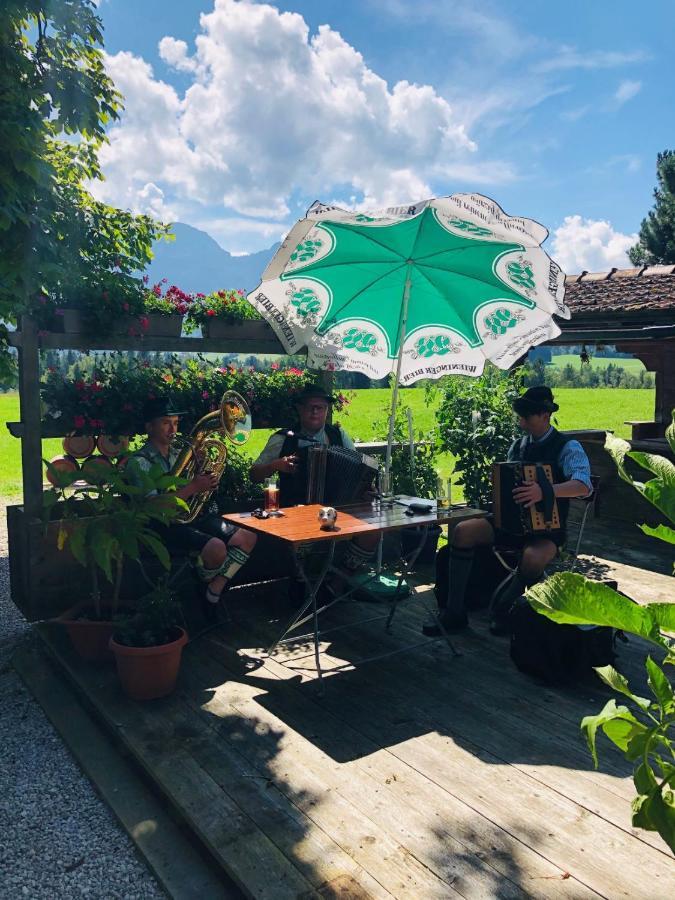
[
  {"x1": 305, "y1": 445, "x2": 379, "y2": 506},
  {"x1": 492, "y1": 462, "x2": 560, "y2": 535}
]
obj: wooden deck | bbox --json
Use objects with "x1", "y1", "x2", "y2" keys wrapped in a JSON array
[{"x1": 26, "y1": 556, "x2": 675, "y2": 899}]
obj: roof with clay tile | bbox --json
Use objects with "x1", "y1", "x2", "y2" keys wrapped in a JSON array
[{"x1": 564, "y1": 265, "x2": 675, "y2": 315}]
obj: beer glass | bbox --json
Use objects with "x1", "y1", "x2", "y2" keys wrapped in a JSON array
[
  {"x1": 436, "y1": 476, "x2": 452, "y2": 511},
  {"x1": 264, "y1": 477, "x2": 280, "y2": 511}
]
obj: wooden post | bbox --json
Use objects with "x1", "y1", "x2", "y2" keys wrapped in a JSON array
[
  {"x1": 616, "y1": 338, "x2": 675, "y2": 432},
  {"x1": 18, "y1": 316, "x2": 44, "y2": 519}
]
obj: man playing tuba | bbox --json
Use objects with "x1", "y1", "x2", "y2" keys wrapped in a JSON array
[{"x1": 128, "y1": 398, "x2": 257, "y2": 620}]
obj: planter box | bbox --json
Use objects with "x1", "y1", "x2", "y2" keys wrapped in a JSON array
[
  {"x1": 201, "y1": 319, "x2": 270, "y2": 340},
  {"x1": 55, "y1": 310, "x2": 183, "y2": 338},
  {"x1": 142, "y1": 313, "x2": 183, "y2": 337}
]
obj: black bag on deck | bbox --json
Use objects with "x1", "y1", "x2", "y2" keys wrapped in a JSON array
[{"x1": 509, "y1": 598, "x2": 617, "y2": 685}]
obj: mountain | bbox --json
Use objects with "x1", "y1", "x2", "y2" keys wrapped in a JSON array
[{"x1": 146, "y1": 222, "x2": 278, "y2": 294}]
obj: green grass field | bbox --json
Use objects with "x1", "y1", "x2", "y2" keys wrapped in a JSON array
[
  {"x1": 549, "y1": 354, "x2": 646, "y2": 374},
  {"x1": 0, "y1": 387, "x2": 654, "y2": 499}
]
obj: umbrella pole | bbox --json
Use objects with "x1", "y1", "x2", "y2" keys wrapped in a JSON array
[
  {"x1": 384, "y1": 264, "x2": 413, "y2": 486},
  {"x1": 376, "y1": 265, "x2": 412, "y2": 575}
]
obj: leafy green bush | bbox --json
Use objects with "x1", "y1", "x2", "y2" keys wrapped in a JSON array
[
  {"x1": 373, "y1": 403, "x2": 438, "y2": 498},
  {"x1": 435, "y1": 366, "x2": 521, "y2": 508},
  {"x1": 113, "y1": 581, "x2": 184, "y2": 648},
  {"x1": 527, "y1": 414, "x2": 675, "y2": 852}
]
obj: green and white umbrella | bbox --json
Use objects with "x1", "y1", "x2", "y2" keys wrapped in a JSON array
[
  {"x1": 248, "y1": 192, "x2": 568, "y2": 479},
  {"x1": 249, "y1": 193, "x2": 568, "y2": 384}
]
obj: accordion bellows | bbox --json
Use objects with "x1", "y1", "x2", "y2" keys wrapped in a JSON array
[
  {"x1": 306, "y1": 446, "x2": 379, "y2": 505},
  {"x1": 493, "y1": 462, "x2": 561, "y2": 535}
]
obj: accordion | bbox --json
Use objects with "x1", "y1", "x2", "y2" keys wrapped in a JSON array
[
  {"x1": 492, "y1": 462, "x2": 561, "y2": 535},
  {"x1": 305, "y1": 445, "x2": 379, "y2": 506}
]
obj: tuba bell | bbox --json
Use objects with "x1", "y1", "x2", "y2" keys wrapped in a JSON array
[{"x1": 170, "y1": 390, "x2": 252, "y2": 524}]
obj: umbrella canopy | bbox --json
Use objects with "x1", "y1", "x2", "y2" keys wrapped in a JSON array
[{"x1": 248, "y1": 193, "x2": 569, "y2": 385}]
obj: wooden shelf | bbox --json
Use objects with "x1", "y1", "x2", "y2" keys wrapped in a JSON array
[{"x1": 8, "y1": 326, "x2": 285, "y2": 355}]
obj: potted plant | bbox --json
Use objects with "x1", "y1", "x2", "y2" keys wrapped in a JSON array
[
  {"x1": 109, "y1": 580, "x2": 188, "y2": 700},
  {"x1": 141, "y1": 280, "x2": 194, "y2": 337},
  {"x1": 45, "y1": 462, "x2": 186, "y2": 661},
  {"x1": 185, "y1": 288, "x2": 267, "y2": 339}
]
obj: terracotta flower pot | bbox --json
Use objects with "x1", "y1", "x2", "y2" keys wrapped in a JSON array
[
  {"x1": 109, "y1": 627, "x2": 188, "y2": 700},
  {"x1": 57, "y1": 604, "x2": 116, "y2": 662}
]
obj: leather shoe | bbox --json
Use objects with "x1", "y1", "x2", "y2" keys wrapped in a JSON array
[{"x1": 422, "y1": 611, "x2": 468, "y2": 636}]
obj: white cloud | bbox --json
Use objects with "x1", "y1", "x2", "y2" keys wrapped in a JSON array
[
  {"x1": 158, "y1": 37, "x2": 199, "y2": 73},
  {"x1": 551, "y1": 215, "x2": 638, "y2": 274},
  {"x1": 535, "y1": 47, "x2": 648, "y2": 73},
  {"x1": 614, "y1": 79, "x2": 642, "y2": 105},
  {"x1": 93, "y1": 0, "x2": 500, "y2": 232}
]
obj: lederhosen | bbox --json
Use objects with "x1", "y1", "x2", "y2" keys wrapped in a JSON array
[
  {"x1": 499, "y1": 427, "x2": 572, "y2": 548},
  {"x1": 276, "y1": 423, "x2": 344, "y2": 507}
]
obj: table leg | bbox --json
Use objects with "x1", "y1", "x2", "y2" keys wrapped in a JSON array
[{"x1": 266, "y1": 540, "x2": 336, "y2": 694}]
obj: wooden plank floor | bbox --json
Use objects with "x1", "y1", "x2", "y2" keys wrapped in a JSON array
[{"x1": 33, "y1": 557, "x2": 674, "y2": 900}]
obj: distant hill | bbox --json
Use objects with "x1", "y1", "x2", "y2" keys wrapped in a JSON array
[{"x1": 146, "y1": 222, "x2": 278, "y2": 294}]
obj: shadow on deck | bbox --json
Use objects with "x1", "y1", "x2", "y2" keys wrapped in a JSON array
[{"x1": 17, "y1": 549, "x2": 675, "y2": 899}]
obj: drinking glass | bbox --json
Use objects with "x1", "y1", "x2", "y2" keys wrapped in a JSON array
[
  {"x1": 436, "y1": 476, "x2": 452, "y2": 511},
  {"x1": 264, "y1": 477, "x2": 279, "y2": 512}
]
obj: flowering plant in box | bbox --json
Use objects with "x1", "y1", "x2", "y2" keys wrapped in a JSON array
[
  {"x1": 185, "y1": 289, "x2": 262, "y2": 332},
  {"x1": 143, "y1": 280, "x2": 195, "y2": 316},
  {"x1": 41, "y1": 355, "x2": 349, "y2": 434}
]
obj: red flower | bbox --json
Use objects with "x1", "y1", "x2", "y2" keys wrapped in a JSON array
[
  {"x1": 270, "y1": 362, "x2": 279, "y2": 370},
  {"x1": 140, "y1": 316, "x2": 149, "y2": 330},
  {"x1": 73, "y1": 415, "x2": 86, "y2": 429},
  {"x1": 206, "y1": 309, "x2": 216, "y2": 317},
  {"x1": 201, "y1": 391, "x2": 209, "y2": 399}
]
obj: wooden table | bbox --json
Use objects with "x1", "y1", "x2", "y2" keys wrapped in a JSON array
[{"x1": 223, "y1": 499, "x2": 489, "y2": 691}]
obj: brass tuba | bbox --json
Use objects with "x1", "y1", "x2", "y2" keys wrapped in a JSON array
[{"x1": 171, "y1": 390, "x2": 252, "y2": 524}]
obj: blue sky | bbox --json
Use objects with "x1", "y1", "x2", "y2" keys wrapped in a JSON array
[{"x1": 93, "y1": 0, "x2": 674, "y2": 271}]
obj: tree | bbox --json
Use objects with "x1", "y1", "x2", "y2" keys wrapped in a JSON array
[
  {"x1": 0, "y1": 1, "x2": 168, "y2": 377},
  {"x1": 629, "y1": 151, "x2": 675, "y2": 265}
]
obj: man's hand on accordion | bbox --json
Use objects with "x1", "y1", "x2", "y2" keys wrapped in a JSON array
[
  {"x1": 512, "y1": 481, "x2": 543, "y2": 509},
  {"x1": 276, "y1": 454, "x2": 299, "y2": 474}
]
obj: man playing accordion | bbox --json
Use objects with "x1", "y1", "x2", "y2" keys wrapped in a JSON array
[
  {"x1": 424, "y1": 386, "x2": 592, "y2": 637},
  {"x1": 250, "y1": 384, "x2": 379, "y2": 574}
]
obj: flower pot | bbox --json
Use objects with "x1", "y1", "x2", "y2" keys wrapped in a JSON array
[
  {"x1": 96, "y1": 434, "x2": 130, "y2": 457},
  {"x1": 109, "y1": 627, "x2": 188, "y2": 700},
  {"x1": 143, "y1": 313, "x2": 184, "y2": 337},
  {"x1": 201, "y1": 319, "x2": 269, "y2": 339},
  {"x1": 45, "y1": 455, "x2": 80, "y2": 486},
  {"x1": 57, "y1": 604, "x2": 116, "y2": 662}
]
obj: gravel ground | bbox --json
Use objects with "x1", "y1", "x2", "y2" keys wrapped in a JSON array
[{"x1": 0, "y1": 500, "x2": 166, "y2": 899}]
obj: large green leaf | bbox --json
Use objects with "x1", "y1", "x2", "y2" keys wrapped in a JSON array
[
  {"x1": 582, "y1": 699, "x2": 633, "y2": 766},
  {"x1": 605, "y1": 434, "x2": 643, "y2": 489},
  {"x1": 601, "y1": 716, "x2": 647, "y2": 755},
  {"x1": 594, "y1": 665, "x2": 650, "y2": 710},
  {"x1": 628, "y1": 451, "x2": 675, "y2": 485},
  {"x1": 642, "y1": 481, "x2": 675, "y2": 522},
  {"x1": 666, "y1": 412, "x2": 675, "y2": 457},
  {"x1": 139, "y1": 530, "x2": 170, "y2": 570},
  {"x1": 632, "y1": 784, "x2": 675, "y2": 853},
  {"x1": 646, "y1": 656, "x2": 674, "y2": 711},
  {"x1": 640, "y1": 524, "x2": 675, "y2": 545},
  {"x1": 527, "y1": 573, "x2": 665, "y2": 646},
  {"x1": 646, "y1": 603, "x2": 675, "y2": 635},
  {"x1": 88, "y1": 524, "x2": 114, "y2": 582}
]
